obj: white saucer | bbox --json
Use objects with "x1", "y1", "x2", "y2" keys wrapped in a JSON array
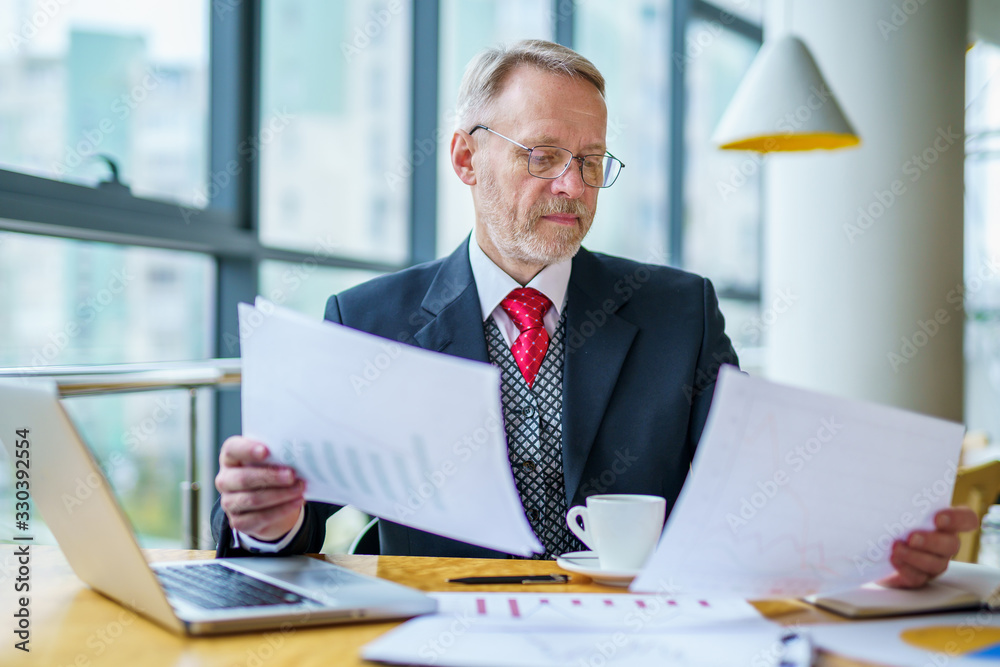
[{"x1": 555, "y1": 551, "x2": 640, "y2": 587}]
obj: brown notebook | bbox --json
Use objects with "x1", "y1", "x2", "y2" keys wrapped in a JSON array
[{"x1": 807, "y1": 562, "x2": 1000, "y2": 618}]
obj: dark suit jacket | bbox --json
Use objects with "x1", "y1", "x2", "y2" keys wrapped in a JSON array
[{"x1": 213, "y1": 238, "x2": 738, "y2": 558}]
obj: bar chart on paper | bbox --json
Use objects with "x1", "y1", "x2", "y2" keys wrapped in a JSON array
[
  {"x1": 271, "y1": 425, "x2": 446, "y2": 513},
  {"x1": 633, "y1": 368, "x2": 966, "y2": 598}
]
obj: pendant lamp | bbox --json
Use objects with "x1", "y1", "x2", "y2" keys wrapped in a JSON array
[{"x1": 712, "y1": 34, "x2": 861, "y2": 152}]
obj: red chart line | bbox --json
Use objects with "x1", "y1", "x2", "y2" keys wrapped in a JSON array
[
  {"x1": 476, "y1": 598, "x2": 486, "y2": 615},
  {"x1": 508, "y1": 598, "x2": 521, "y2": 618}
]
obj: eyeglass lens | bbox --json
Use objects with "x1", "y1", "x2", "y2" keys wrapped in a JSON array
[{"x1": 527, "y1": 147, "x2": 621, "y2": 187}]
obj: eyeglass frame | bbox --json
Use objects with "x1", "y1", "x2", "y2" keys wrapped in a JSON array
[{"x1": 468, "y1": 124, "x2": 625, "y2": 188}]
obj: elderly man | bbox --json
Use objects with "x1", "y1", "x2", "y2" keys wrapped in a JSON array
[{"x1": 213, "y1": 39, "x2": 974, "y2": 587}]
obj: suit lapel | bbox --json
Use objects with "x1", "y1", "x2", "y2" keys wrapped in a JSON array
[
  {"x1": 412, "y1": 238, "x2": 490, "y2": 364},
  {"x1": 562, "y1": 248, "x2": 638, "y2": 504}
]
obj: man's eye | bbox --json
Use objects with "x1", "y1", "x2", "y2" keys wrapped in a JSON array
[
  {"x1": 531, "y1": 153, "x2": 557, "y2": 169},
  {"x1": 582, "y1": 156, "x2": 604, "y2": 176}
]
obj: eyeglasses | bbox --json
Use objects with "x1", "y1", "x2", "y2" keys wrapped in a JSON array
[{"x1": 470, "y1": 125, "x2": 624, "y2": 188}]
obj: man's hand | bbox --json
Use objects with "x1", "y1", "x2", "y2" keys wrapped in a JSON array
[
  {"x1": 881, "y1": 506, "x2": 980, "y2": 588},
  {"x1": 215, "y1": 436, "x2": 306, "y2": 542}
]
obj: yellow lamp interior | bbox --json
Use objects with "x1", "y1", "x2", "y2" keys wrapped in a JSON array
[{"x1": 719, "y1": 133, "x2": 862, "y2": 153}]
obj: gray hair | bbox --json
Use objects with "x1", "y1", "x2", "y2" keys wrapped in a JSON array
[{"x1": 454, "y1": 39, "x2": 606, "y2": 131}]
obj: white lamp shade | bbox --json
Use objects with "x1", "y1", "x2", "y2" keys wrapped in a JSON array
[{"x1": 712, "y1": 34, "x2": 860, "y2": 152}]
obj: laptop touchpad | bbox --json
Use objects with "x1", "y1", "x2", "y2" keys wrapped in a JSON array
[{"x1": 227, "y1": 557, "x2": 371, "y2": 600}]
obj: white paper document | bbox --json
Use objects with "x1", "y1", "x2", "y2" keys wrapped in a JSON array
[
  {"x1": 632, "y1": 365, "x2": 965, "y2": 598},
  {"x1": 363, "y1": 592, "x2": 782, "y2": 667},
  {"x1": 362, "y1": 617, "x2": 782, "y2": 667},
  {"x1": 238, "y1": 298, "x2": 542, "y2": 556},
  {"x1": 429, "y1": 591, "x2": 763, "y2": 629}
]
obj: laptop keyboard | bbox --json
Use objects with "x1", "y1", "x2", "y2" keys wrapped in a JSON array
[{"x1": 156, "y1": 563, "x2": 316, "y2": 610}]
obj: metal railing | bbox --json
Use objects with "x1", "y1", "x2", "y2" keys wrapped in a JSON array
[{"x1": 0, "y1": 360, "x2": 242, "y2": 548}]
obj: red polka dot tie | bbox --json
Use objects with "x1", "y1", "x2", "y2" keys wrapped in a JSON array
[{"x1": 500, "y1": 287, "x2": 553, "y2": 389}]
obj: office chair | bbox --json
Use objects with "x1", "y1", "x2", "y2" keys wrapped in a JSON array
[
  {"x1": 951, "y1": 459, "x2": 1000, "y2": 563},
  {"x1": 348, "y1": 517, "x2": 380, "y2": 555}
]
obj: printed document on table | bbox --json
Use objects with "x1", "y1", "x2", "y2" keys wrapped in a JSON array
[
  {"x1": 632, "y1": 365, "x2": 965, "y2": 597},
  {"x1": 362, "y1": 592, "x2": 781, "y2": 666},
  {"x1": 238, "y1": 298, "x2": 542, "y2": 556},
  {"x1": 363, "y1": 601, "x2": 781, "y2": 667}
]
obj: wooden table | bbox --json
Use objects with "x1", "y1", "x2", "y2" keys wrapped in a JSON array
[{"x1": 0, "y1": 545, "x2": 872, "y2": 666}]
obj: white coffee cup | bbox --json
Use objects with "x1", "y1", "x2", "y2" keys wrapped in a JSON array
[{"x1": 566, "y1": 494, "x2": 666, "y2": 571}]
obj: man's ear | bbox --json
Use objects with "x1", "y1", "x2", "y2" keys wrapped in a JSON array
[{"x1": 450, "y1": 130, "x2": 477, "y2": 185}]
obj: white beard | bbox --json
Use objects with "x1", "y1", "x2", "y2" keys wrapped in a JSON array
[{"x1": 477, "y1": 169, "x2": 594, "y2": 266}]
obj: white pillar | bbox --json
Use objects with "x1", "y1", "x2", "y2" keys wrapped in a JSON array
[{"x1": 763, "y1": 0, "x2": 967, "y2": 420}]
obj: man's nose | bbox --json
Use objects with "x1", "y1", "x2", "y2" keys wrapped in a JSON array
[{"x1": 550, "y1": 160, "x2": 587, "y2": 198}]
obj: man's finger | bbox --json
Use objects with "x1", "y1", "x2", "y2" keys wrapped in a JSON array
[
  {"x1": 215, "y1": 465, "x2": 297, "y2": 494},
  {"x1": 881, "y1": 559, "x2": 928, "y2": 589},
  {"x1": 893, "y1": 541, "x2": 950, "y2": 579},
  {"x1": 907, "y1": 531, "x2": 961, "y2": 559},
  {"x1": 222, "y1": 481, "x2": 306, "y2": 516},
  {"x1": 220, "y1": 436, "x2": 269, "y2": 468},
  {"x1": 936, "y1": 506, "x2": 979, "y2": 533}
]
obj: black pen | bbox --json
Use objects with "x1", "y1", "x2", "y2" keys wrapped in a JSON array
[
  {"x1": 448, "y1": 574, "x2": 570, "y2": 585},
  {"x1": 777, "y1": 631, "x2": 815, "y2": 667}
]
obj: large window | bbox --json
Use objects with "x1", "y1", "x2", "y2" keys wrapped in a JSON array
[
  {"x1": 0, "y1": 231, "x2": 213, "y2": 367},
  {"x1": 0, "y1": 231, "x2": 214, "y2": 545},
  {"x1": 0, "y1": 0, "x2": 767, "y2": 549},
  {"x1": 683, "y1": 17, "x2": 759, "y2": 295},
  {"x1": 682, "y1": 7, "x2": 763, "y2": 366},
  {"x1": 0, "y1": 0, "x2": 209, "y2": 205},
  {"x1": 258, "y1": 261, "x2": 381, "y2": 319},
  {"x1": 258, "y1": 0, "x2": 411, "y2": 264}
]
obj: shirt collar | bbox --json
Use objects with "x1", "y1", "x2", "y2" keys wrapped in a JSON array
[{"x1": 468, "y1": 235, "x2": 571, "y2": 322}]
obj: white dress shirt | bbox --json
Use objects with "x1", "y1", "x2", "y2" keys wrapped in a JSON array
[
  {"x1": 235, "y1": 236, "x2": 571, "y2": 552},
  {"x1": 467, "y1": 235, "x2": 571, "y2": 341}
]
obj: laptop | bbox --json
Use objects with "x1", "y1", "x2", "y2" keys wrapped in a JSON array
[{"x1": 0, "y1": 379, "x2": 436, "y2": 635}]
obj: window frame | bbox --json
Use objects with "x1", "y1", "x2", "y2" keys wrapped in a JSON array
[{"x1": 673, "y1": 0, "x2": 764, "y2": 304}]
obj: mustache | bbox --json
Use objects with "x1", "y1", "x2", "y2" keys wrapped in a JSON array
[{"x1": 531, "y1": 198, "x2": 590, "y2": 218}]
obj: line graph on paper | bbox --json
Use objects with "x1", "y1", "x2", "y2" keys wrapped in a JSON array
[{"x1": 631, "y1": 367, "x2": 966, "y2": 598}]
